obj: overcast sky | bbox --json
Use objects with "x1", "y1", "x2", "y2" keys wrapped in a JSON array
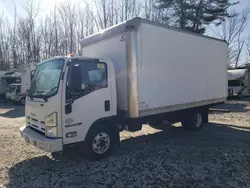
[{"x1": 0, "y1": 0, "x2": 250, "y2": 38}]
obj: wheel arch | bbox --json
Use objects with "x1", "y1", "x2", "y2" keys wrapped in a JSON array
[{"x1": 84, "y1": 115, "x2": 120, "y2": 144}]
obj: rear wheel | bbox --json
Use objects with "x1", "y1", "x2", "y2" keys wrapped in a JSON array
[
  {"x1": 83, "y1": 125, "x2": 116, "y2": 160},
  {"x1": 181, "y1": 110, "x2": 204, "y2": 130}
]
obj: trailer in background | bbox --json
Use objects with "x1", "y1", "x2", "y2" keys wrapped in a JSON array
[{"x1": 228, "y1": 69, "x2": 250, "y2": 97}]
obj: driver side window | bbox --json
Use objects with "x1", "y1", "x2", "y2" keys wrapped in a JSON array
[{"x1": 66, "y1": 60, "x2": 108, "y2": 100}]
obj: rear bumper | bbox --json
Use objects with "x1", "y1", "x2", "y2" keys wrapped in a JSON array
[{"x1": 20, "y1": 126, "x2": 63, "y2": 152}]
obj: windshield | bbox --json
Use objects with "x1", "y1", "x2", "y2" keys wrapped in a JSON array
[
  {"x1": 29, "y1": 59, "x2": 64, "y2": 98},
  {"x1": 2, "y1": 77, "x2": 21, "y2": 85},
  {"x1": 228, "y1": 80, "x2": 242, "y2": 87},
  {"x1": 6, "y1": 85, "x2": 15, "y2": 92}
]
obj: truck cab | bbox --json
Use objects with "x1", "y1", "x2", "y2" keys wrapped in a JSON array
[
  {"x1": 228, "y1": 69, "x2": 250, "y2": 97},
  {"x1": 20, "y1": 56, "x2": 117, "y2": 158},
  {"x1": 6, "y1": 83, "x2": 21, "y2": 101}
]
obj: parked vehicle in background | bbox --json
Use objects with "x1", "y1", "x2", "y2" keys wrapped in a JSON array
[
  {"x1": 1, "y1": 72, "x2": 21, "y2": 85},
  {"x1": 19, "y1": 63, "x2": 36, "y2": 94},
  {"x1": 6, "y1": 83, "x2": 21, "y2": 100},
  {"x1": 5, "y1": 83, "x2": 27, "y2": 105},
  {"x1": 0, "y1": 71, "x2": 7, "y2": 79},
  {"x1": 0, "y1": 79, "x2": 8, "y2": 100},
  {"x1": 20, "y1": 17, "x2": 228, "y2": 160},
  {"x1": 0, "y1": 71, "x2": 21, "y2": 101},
  {"x1": 9, "y1": 63, "x2": 36, "y2": 105},
  {"x1": 228, "y1": 69, "x2": 250, "y2": 98}
]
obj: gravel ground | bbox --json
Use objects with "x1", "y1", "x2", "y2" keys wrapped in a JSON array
[{"x1": 0, "y1": 99, "x2": 250, "y2": 188}]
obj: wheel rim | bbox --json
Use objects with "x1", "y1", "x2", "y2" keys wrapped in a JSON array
[
  {"x1": 92, "y1": 132, "x2": 110, "y2": 154},
  {"x1": 193, "y1": 113, "x2": 202, "y2": 127}
]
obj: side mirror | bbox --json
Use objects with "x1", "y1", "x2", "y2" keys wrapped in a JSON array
[
  {"x1": 81, "y1": 84, "x2": 86, "y2": 90},
  {"x1": 71, "y1": 64, "x2": 82, "y2": 93}
]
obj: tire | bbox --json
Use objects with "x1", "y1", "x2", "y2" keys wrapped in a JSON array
[
  {"x1": 83, "y1": 125, "x2": 115, "y2": 160},
  {"x1": 181, "y1": 110, "x2": 204, "y2": 131},
  {"x1": 202, "y1": 108, "x2": 209, "y2": 123}
]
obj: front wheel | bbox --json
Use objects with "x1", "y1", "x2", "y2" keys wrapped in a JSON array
[
  {"x1": 83, "y1": 125, "x2": 115, "y2": 160},
  {"x1": 181, "y1": 111, "x2": 204, "y2": 131}
]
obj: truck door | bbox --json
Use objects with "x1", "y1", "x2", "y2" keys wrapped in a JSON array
[{"x1": 62, "y1": 59, "x2": 115, "y2": 144}]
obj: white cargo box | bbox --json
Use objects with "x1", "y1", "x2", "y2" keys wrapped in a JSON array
[{"x1": 82, "y1": 17, "x2": 228, "y2": 118}]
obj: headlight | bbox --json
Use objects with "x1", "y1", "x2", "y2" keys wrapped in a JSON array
[
  {"x1": 45, "y1": 127, "x2": 57, "y2": 137},
  {"x1": 233, "y1": 89, "x2": 238, "y2": 94},
  {"x1": 45, "y1": 112, "x2": 57, "y2": 127}
]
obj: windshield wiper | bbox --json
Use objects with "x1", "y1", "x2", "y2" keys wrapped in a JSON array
[
  {"x1": 43, "y1": 87, "x2": 58, "y2": 97},
  {"x1": 28, "y1": 87, "x2": 58, "y2": 102},
  {"x1": 45, "y1": 87, "x2": 58, "y2": 94},
  {"x1": 31, "y1": 94, "x2": 48, "y2": 102}
]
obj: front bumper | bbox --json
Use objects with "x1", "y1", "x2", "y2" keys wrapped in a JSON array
[
  {"x1": 228, "y1": 92, "x2": 238, "y2": 96},
  {"x1": 20, "y1": 126, "x2": 63, "y2": 152},
  {"x1": 228, "y1": 88, "x2": 240, "y2": 96}
]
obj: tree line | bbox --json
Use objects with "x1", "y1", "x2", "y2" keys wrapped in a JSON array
[{"x1": 0, "y1": 0, "x2": 249, "y2": 70}]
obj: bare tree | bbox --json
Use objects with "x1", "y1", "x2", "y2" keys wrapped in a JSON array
[
  {"x1": 83, "y1": 0, "x2": 142, "y2": 31},
  {"x1": 212, "y1": 8, "x2": 249, "y2": 67},
  {"x1": 245, "y1": 36, "x2": 250, "y2": 64},
  {"x1": 143, "y1": 0, "x2": 170, "y2": 24},
  {"x1": 22, "y1": 0, "x2": 41, "y2": 63}
]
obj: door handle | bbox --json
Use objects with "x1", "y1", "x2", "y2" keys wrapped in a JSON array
[{"x1": 104, "y1": 100, "x2": 110, "y2": 111}]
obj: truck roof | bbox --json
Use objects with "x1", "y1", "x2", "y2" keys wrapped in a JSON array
[
  {"x1": 228, "y1": 69, "x2": 248, "y2": 80},
  {"x1": 37, "y1": 56, "x2": 104, "y2": 65},
  {"x1": 9, "y1": 83, "x2": 21, "y2": 86},
  {"x1": 2, "y1": 72, "x2": 21, "y2": 78},
  {"x1": 82, "y1": 17, "x2": 227, "y2": 47}
]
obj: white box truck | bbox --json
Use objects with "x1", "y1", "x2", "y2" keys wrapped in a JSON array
[{"x1": 20, "y1": 17, "x2": 228, "y2": 160}]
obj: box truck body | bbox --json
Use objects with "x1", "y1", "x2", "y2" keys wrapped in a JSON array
[
  {"x1": 82, "y1": 18, "x2": 228, "y2": 118},
  {"x1": 20, "y1": 18, "x2": 228, "y2": 160}
]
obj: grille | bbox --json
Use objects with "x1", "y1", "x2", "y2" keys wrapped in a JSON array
[
  {"x1": 27, "y1": 116, "x2": 45, "y2": 133},
  {"x1": 28, "y1": 126, "x2": 45, "y2": 136}
]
